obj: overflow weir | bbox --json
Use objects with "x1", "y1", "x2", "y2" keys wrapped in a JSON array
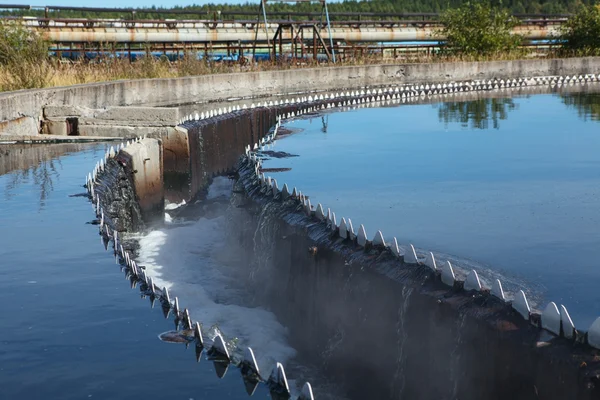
[{"x1": 5, "y1": 57, "x2": 600, "y2": 399}]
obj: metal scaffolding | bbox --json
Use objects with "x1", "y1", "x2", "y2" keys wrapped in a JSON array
[{"x1": 252, "y1": 0, "x2": 336, "y2": 63}]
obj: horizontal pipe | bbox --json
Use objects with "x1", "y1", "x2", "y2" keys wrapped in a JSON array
[{"x1": 34, "y1": 24, "x2": 561, "y2": 43}]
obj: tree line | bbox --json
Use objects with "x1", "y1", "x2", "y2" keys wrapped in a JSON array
[{"x1": 0, "y1": 0, "x2": 598, "y2": 19}]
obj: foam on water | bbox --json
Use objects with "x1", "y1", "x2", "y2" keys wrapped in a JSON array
[
  {"x1": 165, "y1": 199, "x2": 186, "y2": 210},
  {"x1": 137, "y1": 177, "x2": 297, "y2": 374}
]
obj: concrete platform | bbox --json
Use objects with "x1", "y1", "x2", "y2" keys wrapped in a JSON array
[{"x1": 0, "y1": 135, "x2": 124, "y2": 144}]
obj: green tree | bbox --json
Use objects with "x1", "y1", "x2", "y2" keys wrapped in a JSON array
[
  {"x1": 439, "y1": 2, "x2": 523, "y2": 56},
  {"x1": 559, "y1": 5, "x2": 600, "y2": 55},
  {"x1": 0, "y1": 20, "x2": 52, "y2": 90}
]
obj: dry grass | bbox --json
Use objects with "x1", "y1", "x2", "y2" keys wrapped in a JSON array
[{"x1": 0, "y1": 49, "x2": 560, "y2": 93}]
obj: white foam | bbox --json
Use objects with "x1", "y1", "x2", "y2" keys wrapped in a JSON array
[
  {"x1": 206, "y1": 176, "x2": 233, "y2": 200},
  {"x1": 136, "y1": 181, "x2": 296, "y2": 373},
  {"x1": 165, "y1": 199, "x2": 186, "y2": 211}
]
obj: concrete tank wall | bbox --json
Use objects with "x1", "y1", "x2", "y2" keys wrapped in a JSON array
[
  {"x1": 230, "y1": 159, "x2": 600, "y2": 400},
  {"x1": 2, "y1": 57, "x2": 600, "y2": 135}
]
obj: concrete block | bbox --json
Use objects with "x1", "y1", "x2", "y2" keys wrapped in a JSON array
[
  {"x1": 121, "y1": 138, "x2": 164, "y2": 223},
  {"x1": 441, "y1": 261, "x2": 455, "y2": 287},
  {"x1": 211, "y1": 333, "x2": 230, "y2": 360},
  {"x1": 43, "y1": 105, "x2": 91, "y2": 118},
  {"x1": 492, "y1": 279, "x2": 506, "y2": 301},
  {"x1": 0, "y1": 116, "x2": 38, "y2": 135},
  {"x1": 243, "y1": 347, "x2": 260, "y2": 376},
  {"x1": 300, "y1": 383, "x2": 315, "y2": 400},
  {"x1": 357, "y1": 224, "x2": 368, "y2": 247},
  {"x1": 513, "y1": 290, "x2": 531, "y2": 320},
  {"x1": 424, "y1": 252, "x2": 437, "y2": 271},
  {"x1": 541, "y1": 302, "x2": 561, "y2": 336},
  {"x1": 94, "y1": 106, "x2": 179, "y2": 123},
  {"x1": 464, "y1": 270, "x2": 482, "y2": 291},
  {"x1": 269, "y1": 363, "x2": 290, "y2": 394},
  {"x1": 79, "y1": 124, "x2": 172, "y2": 138},
  {"x1": 588, "y1": 318, "x2": 600, "y2": 349},
  {"x1": 560, "y1": 305, "x2": 575, "y2": 339},
  {"x1": 44, "y1": 118, "x2": 68, "y2": 136}
]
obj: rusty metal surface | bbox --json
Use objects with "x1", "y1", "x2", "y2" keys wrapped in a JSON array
[{"x1": 27, "y1": 21, "x2": 561, "y2": 43}]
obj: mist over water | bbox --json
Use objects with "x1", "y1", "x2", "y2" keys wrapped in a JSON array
[
  {"x1": 261, "y1": 92, "x2": 600, "y2": 329},
  {"x1": 137, "y1": 177, "x2": 299, "y2": 378}
]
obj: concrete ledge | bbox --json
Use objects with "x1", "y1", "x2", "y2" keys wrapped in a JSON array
[
  {"x1": 78, "y1": 125, "x2": 174, "y2": 138},
  {"x1": 93, "y1": 106, "x2": 178, "y2": 123},
  {"x1": 2, "y1": 57, "x2": 600, "y2": 135}
]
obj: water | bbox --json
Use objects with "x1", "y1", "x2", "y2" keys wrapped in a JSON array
[
  {"x1": 0, "y1": 144, "x2": 270, "y2": 400},
  {"x1": 261, "y1": 91, "x2": 600, "y2": 329}
]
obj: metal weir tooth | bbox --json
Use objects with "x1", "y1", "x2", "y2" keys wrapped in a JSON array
[
  {"x1": 242, "y1": 347, "x2": 260, "y2": 376},
  {"x1": 424, "y1": 252, "x2": 437, "y2": 271},
  {"x1": 372, "y1": 230, "x2": 385, "y2": 246},
  {"x1": 148, "y1": 277, "x2": 155, "y2": 295},
  {"x1": 541, "y1": 302, "x2": 561, "y2": 335},
  {"x1": 338, "y1": 218, "x2": 348, "y2": 239},
  {"x1": 162, "y1": 286, "x2": 170, "y2": 305},
  {"x1": 357, "y1": 224, "x2": 368, "y2": 247},
  {"x1": 330, "y1": 211, "x2": 337, "y2": 231},
  {"x1": 194, "y1": 322, "x2": 204, "y2": 346},
  {"x1": 211, "y1": 333, "x2": 230, "y2": 360},
  {"x1": 492, "y1": 279, "x2": 505, "y2": 301},
  {"x1": 316, "y1": 203, "x2": 325, "y2": 220},
  {"x1": 183, "y1": 308, "x2": 192, "y2": 330},
  {"x1": 464, "y1": 270, "x2": 482, "y2": 291},
  {"x1": 299, "y1": 382, "x2": 315, "y2": 400},
  {"x1": 560, "y1": 304, "x2": 575, "y2": 339},
  {"x1": 441, "y1": 261, "x2": 456, "y2": 287},
  {"x1": 174, "y1": 297, "x2": 180, "y2": 315},
  {"x1": 587, "y1": 318, "x2": 600, "y2": 349},
  {"x1": 513, "y1": 290, "x2": 531, "y2": 320},
  {"x1": 269, "y1": 362, "x2": 290, "y2": 394},
  {"x1": 391, "y1": 237, "x2": 400, "y2": 256},
  {"x1": 404, "y1": 244, "x2": 418, "y2": 264}
]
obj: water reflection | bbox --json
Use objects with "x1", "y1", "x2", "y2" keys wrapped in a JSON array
[
  {"x1": 436, "y1": 98, "x2": 518, "y2": 130},
  {"x1": 3, "y1": 159, "x2": 59, "y2": 208},
  {"x1": 562, "y1": 92, "x2": 600, "y2": 121},
  {"x1": 0, "y1": 143, "x2": 98, "y2": 209}
]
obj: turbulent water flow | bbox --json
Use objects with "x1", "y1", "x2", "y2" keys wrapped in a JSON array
[
  {"x1": 390, "y1": 286, "x2": 413, "y2": 399},
  {"x1": 137, "y1": 177, "x2": 297, "y2": 372},
  {"x1": 135, "y1": 177, "x2": 349, "y2": 399}
]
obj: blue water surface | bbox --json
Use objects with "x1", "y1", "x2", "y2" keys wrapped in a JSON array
[
  {"x1": 0, "y1": 144, "x2": 268, "y2": 400},
  {"x1": 262, "y1": 92, "x2": 600, "y2": 329}
]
